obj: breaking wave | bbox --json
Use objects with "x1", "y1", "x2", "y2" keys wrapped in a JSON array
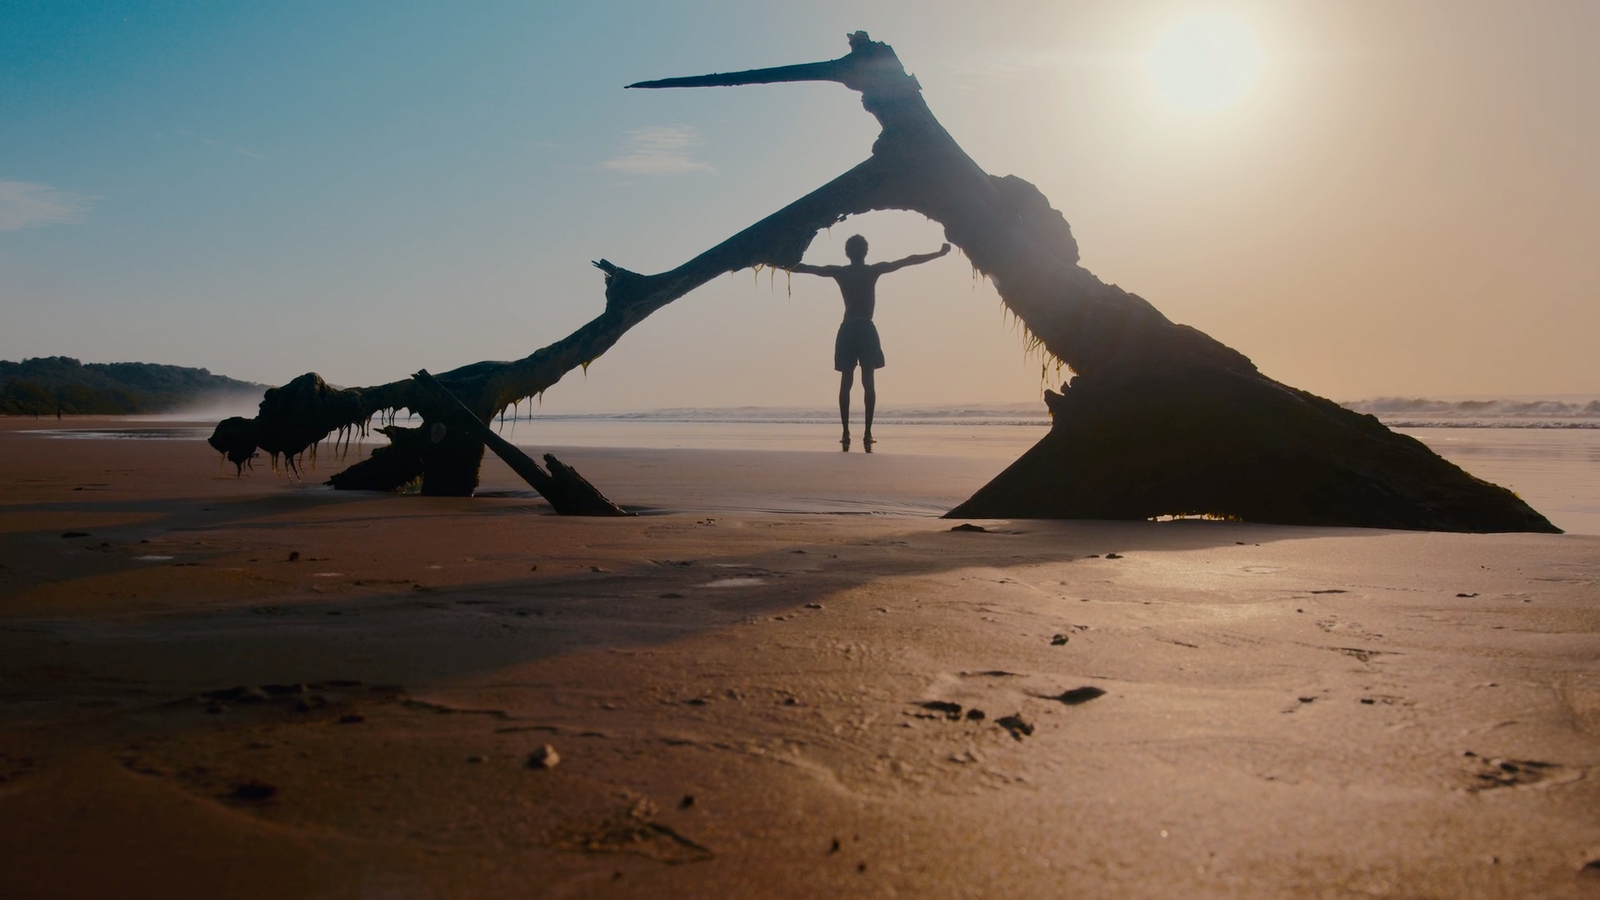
[
  {"x1": 512, "y1": 403, "x2": 1052, "y2": 427},
  {"x1": 1340, "y1": 397, "x2": 1600, "y2": 428},
  {"x1": 508, "y1": 397, "x2": 1600, "y2": 429}
]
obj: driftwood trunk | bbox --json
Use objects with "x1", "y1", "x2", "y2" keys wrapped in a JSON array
[
  {"x1": 410, "y1": 369, "x2": 629, "y2": 516},
  {"x1": 208, "y1": 32, "x2": 1556, "y2": 533}
]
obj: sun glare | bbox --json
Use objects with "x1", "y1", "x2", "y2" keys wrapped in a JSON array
[{"x1": 1147, "y1": 13, "x2": 1262, "y2": 110}]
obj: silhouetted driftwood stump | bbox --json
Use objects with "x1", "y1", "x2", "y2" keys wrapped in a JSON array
[
  {"x1": 410, "y1": 369, "x2": 629, "y2": 515},
  {"x1": 208, "y1": 32, "x2": 1557, "y2": 532}
]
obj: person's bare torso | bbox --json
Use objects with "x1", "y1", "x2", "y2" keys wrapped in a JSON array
[{"x1": 829, "y1": 264, "x2": 882, "y2": 321}]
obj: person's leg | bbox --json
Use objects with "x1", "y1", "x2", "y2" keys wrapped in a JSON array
[
  {"x1": 861, "y1": 367, "x2": 876, "y2": 449},
  {"x1": 838, "y1": 368, "x2": 854, "y2": 449}
]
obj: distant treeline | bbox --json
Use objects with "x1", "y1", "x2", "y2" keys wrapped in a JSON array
[{"x1": 0, "y1": 356, "x2": 263, "y2": 416}]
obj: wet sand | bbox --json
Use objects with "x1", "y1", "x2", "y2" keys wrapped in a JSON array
[{"x1": 1, "y1": 417, "x2": 1597, "y2": 898}]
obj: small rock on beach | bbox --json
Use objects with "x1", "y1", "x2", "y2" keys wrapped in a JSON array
[{"x1": 527, "y1": 745, "x2": 561, "y2": 769}]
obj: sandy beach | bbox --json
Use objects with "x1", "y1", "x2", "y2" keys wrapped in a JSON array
[{"x1": 1, "y1": 417, "x2": 1597, "y2": 898}]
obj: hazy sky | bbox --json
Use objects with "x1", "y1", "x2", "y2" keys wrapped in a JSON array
[{"x1": 3, "y1": 1, "x2": 1596, "y2": 411}]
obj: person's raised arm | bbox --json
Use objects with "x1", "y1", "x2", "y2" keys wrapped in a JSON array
[
  {"x1": 787, "y1": 263, "x2": 835, "y2": 276},
  {"x1": 875, "y1": 243, "x2": 951, "y2": 273}
]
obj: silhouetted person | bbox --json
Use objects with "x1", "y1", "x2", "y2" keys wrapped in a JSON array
[{"x1": 792, "y1": 234, "x2": 950, "y2": 451}]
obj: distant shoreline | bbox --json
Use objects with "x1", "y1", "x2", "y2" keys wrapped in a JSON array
[{"x1": 8, "y1": 410, "x2": 1600, "y2": 429}]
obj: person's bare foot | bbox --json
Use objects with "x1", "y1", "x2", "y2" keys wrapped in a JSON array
[
  {"x1": 862, "y1": 433, "x2": 875, "y2": 453},
  {"x1": 840, "y1": 432, "x2": 851, "y2": 451}
]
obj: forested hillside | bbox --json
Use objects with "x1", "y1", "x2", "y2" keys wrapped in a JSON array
[{"x1": 0, "y1": 357, "x2": 263, "y2": 415}]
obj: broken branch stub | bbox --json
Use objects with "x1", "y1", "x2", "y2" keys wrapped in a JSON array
[{"x1": 207, "y1": 32, "x2": 1557, "y2": 532}]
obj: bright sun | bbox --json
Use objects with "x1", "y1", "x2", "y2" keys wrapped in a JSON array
[{"x1": 1147, "y1": 13, "x2": 1262, "y2": 110}]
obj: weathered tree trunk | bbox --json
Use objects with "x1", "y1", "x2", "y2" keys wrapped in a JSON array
[
  {"x1": 208, "y1": 32, "x2": 1557, "y2": 532},
  {"x1": 411, "y1": 369, "x2": 630, "y2": 515}
]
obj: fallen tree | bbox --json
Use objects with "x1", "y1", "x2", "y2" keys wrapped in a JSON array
[{"x1": 209, "y1": 32, "x2": 1557, "y2": 532}]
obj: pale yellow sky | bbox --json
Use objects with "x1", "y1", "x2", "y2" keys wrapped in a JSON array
[{"x1": 540, "y1": 2, "x2": 1600, "y2": 411}]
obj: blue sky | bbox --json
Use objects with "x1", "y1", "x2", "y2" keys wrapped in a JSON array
[{"x1": 3, "y1": 1, "x2": 1597, "y2": 410}]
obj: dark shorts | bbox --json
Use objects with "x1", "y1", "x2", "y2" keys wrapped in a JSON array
[{"x1": 834, "y1": 319, "x2": 885, "y2": 372}]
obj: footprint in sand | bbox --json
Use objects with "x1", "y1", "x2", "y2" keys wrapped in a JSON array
[
  {"x1": 1044, "y1": 686, "x2": 1106, "y2": 706},
  {"x1": 996, "y1": 715, "x2": 1034, "y2": 740},
  {"x1": 1461, "y1": 752, "x2": 1564, "y2": 791},
  {"x1": 553, "y1": 799, "x2": 713, "y2": 863},
  {"x1": 228, "y1": 780, "x2": 277, "y2": 801},
  {"x1": 916, "y1": 701, "x2": 964, "y2": 720}
]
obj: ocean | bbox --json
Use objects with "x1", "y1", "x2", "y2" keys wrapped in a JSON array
[
  {"x1": 25, "y1": 402, "x2": 1600, "y2": 534},
  {"x1": 504, "y1": 405, "x2": 1600, "y2": 534}
]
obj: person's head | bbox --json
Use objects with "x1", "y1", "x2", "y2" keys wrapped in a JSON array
[{"x1": 844, "y1": 234, "x2": 868, "y2": 263}]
